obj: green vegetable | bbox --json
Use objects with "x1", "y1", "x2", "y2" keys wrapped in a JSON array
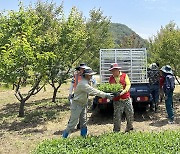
[
  {"x1": 34, "y1": 130, "x2": 180, "y2": 154},
  {"x1": 97, "y1": 83, "x2": 123, "y2": 93}
]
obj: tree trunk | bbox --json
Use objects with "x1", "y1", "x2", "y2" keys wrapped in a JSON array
[
  {"x1": 175, "y1": 75, "x2": 180, "y2": 85},
  {"x1": 52, "y1": 87, "x2": 58, "y2": 103},
  {"x1": 19, "y1": 99, "x2": 25, "y2": 117}
]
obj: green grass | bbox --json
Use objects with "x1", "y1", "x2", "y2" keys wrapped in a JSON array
[
  {"x1": 34, "y1": 130, "x2": 180, "y2": 154},
  {"x1": 0, "y1": 83, "x2": 13, "y2": 91}
]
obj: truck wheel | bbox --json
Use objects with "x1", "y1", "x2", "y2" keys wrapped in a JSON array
[{"x1": 140, "y1": 106, "x2": 147, "y2": 112}]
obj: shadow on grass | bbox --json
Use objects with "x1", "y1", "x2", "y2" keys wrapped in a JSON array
[
  {"x1": 149, "y1": 119, "x2": 168, "y2": 127},
  {"x1": 88, "y1": 99, "x2": 180, "y2": 126},
  {"x1": 22, "y1": 127, "x2": 47, "y2": 134},
  {"x1": 88, "y1": 103, "x2": 160, "y2": 125},
  {"x1": 149, "y1": 115, "x2": 180, "y2": 127},
  {"x1": 53, "y1": 130, "x2": 64, "y2": 135},
  {"x1": 88, "y1": 107, "x2": 114, "y2": 125},
  {"x1": 0, "y1": 98, "x2": 70, "y2": 133}
]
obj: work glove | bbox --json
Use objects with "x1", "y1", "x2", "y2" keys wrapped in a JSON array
[
  {"x1": 68, "y1": 94, "x2": 72, "y2": 101},
  {"x1": 113, "y1": 90, "x2": 122, "y2": 97},
  {"x1": 105, "y1": 93, "x2": 114, "y2": 100},
  {"x1": 120, "y1": 90, "x2": 126, "y2": 96}
]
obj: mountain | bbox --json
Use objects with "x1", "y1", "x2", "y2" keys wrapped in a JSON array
[{"x1": 110, "y1": 23, "x2": 147, "y2": 48}]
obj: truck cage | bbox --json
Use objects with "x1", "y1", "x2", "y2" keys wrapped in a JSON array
[{"x1": 100, "y1": 48, "x2": 148, "y2": 83}]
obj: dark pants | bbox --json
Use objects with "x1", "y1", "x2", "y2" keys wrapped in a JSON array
[
  {"x1": 165, "y1": 91, "x2": 174, "y2": 121},
  {"x1": 150, "y1": 84, "x2": 159, "y2": 110}
]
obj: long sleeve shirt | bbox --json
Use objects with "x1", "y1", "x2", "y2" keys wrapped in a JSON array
[
  {"x1": 69, "y1": 74, "x2": 97, "y2": 95},
  {"x1": 73, "y1": 78, "x2": 107, "y2": 106},
  {"x1": 148, "y1": 69, "x2": 160, "y2": 85}
]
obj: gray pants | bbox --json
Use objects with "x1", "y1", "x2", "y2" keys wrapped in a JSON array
[
  {"x1": 65, "y1": 101, "x2": 87, "y2": 133},
  {"x1": 113, "y1": 98, "x2": 134, "y2": 132}
]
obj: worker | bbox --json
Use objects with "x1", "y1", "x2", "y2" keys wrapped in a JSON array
[
  {"x1": 161, "y1": 65, "x2": 175, "y2": 124},
  {"x1": 68, "y1": 63, "x2": 96, "y2": 129},
  {"x1": 108, "y1": 63, "x2": 134, "y2": 133},
  {"x1": 62, "y1": 67, "x2": 113, "y2": 138},
  {"x1": 148, "y1": 63, "x2": 160, "y2": 112}
]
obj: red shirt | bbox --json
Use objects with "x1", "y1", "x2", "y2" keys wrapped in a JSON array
[{"x1": 160, "y1": 76, "x2": 165, "y2": 88}]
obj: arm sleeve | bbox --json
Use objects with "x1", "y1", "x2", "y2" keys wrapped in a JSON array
[
  {"x1": 81, "y1": 83, "x2": 107, "y2": 98},
  {"x1": 69, "y1": 78, "x2": 74, "y2": 95},
  {"x1": 124, "y1": 74, "x2": 131, "y2": 92}
]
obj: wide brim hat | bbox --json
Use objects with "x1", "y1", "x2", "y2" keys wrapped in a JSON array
[
  {"x1": 109, "y1": 63, "x2": 121, "y2": 71},
  {"x1": 149, "y1": 63, "x2": 158, "y2": 70},
  {"x1": 83, "y1": 67, "x2": 97, "y2": 75},
  {"x1": 75, "y1": 63, "x2": 86, "y2": 70},
  {"x1": 161, "y1": 65, "x2": 173, "y2": 75}
]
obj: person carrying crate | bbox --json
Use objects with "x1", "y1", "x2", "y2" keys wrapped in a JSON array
[{"x1": 108, "y1": 63, "x2": 134, "y2": 133}]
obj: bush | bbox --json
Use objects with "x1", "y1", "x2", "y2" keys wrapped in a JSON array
[{"x1": 34, "y1": 130, "x2": 180, "y2": 154}]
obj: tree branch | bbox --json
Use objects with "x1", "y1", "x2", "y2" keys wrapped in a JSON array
[{"x1": 24, "y1": 76, "x2": 42, "y2": 101}]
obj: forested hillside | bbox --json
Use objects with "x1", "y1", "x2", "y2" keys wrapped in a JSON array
[{"x1": 110, "y1": 23, "x2": 147, "y2": 48}]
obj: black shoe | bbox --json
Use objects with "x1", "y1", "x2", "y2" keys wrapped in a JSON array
[
  {"x1": 150, "y1": 108, "x2": 154, "y2": 112},
  {"x1": 154, "y1": 104, "x2": 159, "y2": 112},
  {"x1": 160, "y1": 98, "x2": 163, "y2": 103},
  {"x1": 76, "y1": 123, "x2": 80, "y2": 129},
  {"x1": 125, "y1": 128, "x2": 134, "y2": 133}
]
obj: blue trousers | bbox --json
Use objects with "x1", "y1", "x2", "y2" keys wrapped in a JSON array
[
  {"x1": 165, "y1": 91, "x2": 174, "y2": 121},
  {"x1": 150, "y1": 84, "x2": 159, "y2": 108}
]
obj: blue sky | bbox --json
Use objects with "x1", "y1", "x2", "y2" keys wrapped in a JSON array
[{"x1": 0, "y1": 0, "x2": 180, "y2": 39}]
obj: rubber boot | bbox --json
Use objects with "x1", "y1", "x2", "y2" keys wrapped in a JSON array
[
  {"x1": 62, "y1": 130, "x2": 69, "y2": 138},
  {"x1": 80, "y1": 127, "x2": 87, "y2": 137}
]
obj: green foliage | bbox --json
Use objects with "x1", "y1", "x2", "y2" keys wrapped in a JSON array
[
  {"x1": 97, "y1": 83, "x2": 123, "y2": 93},
  {"x1": 79, "y1": 9, "x2": 114, "y2": 73},
  {"x1": 0, "y1": 1, "x2": 115, "y2": 105},
  {"x1": 110, "y1": 23, "x2": 147, "y2": 48},
  {"x1": 34, "y1": 130, "x2": 180, "y2": 154},
  {"x1": 148, "y1": 21, "x2": 180, "y2": 76},
  {"x1": 0, "y1": 0, "x2": 149, "y2": 107},
  {"x1": 0, "y1": 2, "x2": 58, "y2": 116},
  {"x1": 0, "y1": 4, "x2": 55, "y2": 84}
]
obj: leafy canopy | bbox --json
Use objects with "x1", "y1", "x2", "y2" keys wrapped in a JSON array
[{"x1": 148, "y1": 21, "x2": 180, "y2": 76}]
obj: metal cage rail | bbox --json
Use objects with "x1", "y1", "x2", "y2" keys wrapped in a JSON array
[{"x1": 100, "y1": 48, "x2": 148, "y2": 83}]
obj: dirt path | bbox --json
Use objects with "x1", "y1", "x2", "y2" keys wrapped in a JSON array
[{"x1": 0, "y1": 85, "x2": 180, "y2": 154}]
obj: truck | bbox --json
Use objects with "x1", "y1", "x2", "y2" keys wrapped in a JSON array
[{"x1": 93, "y1": 48, "x2": 152, "y2": 111}]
